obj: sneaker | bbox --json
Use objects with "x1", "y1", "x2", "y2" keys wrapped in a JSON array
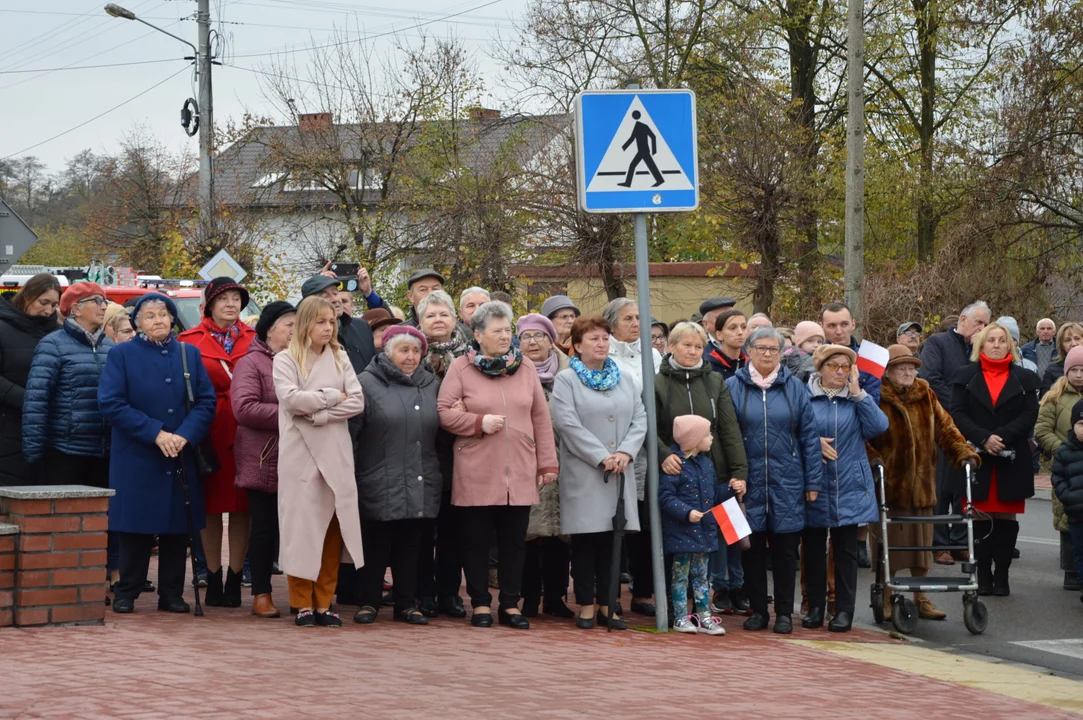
[
  {"x1": 729, "y1": 588, "x2": 752, "y2": 615},
  {"x1": 698, "y1": 614, "x2": 726, "y2": 636},
  {"x1": 315, "y1": 610, "x2": 342, "y2": 627},
  {"x1": 295, "y1": 610, "x2": 316, "y2": 627},
  {"x1": 710, "y1": 591, "x2": 732, "y2": 615},
  {"x1": 673, "y1": 615, "x2": 700, "y2": 634},
  {"x1": 192, "y1": 569, "x2": 208, "y2": 589},
  {"x1": 241, "y1": 560, "x2": 252, "y2": 588}
]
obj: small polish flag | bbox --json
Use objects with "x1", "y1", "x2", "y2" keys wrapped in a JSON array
[
  {"x1": 709, "y1": 497, "x2": 752, "y2": 546},
  {"x1": 856, "y1": 340, "x2": 890, "y2": 379}
]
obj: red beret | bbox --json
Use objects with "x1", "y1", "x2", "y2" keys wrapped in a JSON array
[{"x1": 59, "y1": 282, "x2": 107, "y2": 317}]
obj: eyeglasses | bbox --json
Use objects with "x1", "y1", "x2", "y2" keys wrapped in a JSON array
[
  {"x1": 78, "y1": 297, "x2": 108, "y2": 307},
  {"x1": 750, "y1": 345, "x2": 780, "y2": 355},
  {"x1": 901, "y1": 329, "x2": 921, "y2": 337},
  {"x1": 823, "y1": 362, "x2": 852, "y2": 373},
  {"x1": 519, "y1": 332, "x2": 549, "y2": 345}
]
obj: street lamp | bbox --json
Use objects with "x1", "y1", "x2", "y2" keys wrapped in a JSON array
[
  {"x1": 104, "y1": 2, "x2": 215, "y2": 244},
  {"x1": 103, "y1": 4, "x2": 197, "y2": 56}
]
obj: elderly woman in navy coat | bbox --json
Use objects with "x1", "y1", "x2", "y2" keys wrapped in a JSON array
[
  {"x1": 98, "y1": 293, "x2": 216, "y2": 614},
  {"x1": 727, "y1": 326, "x2": 823, "y2": 634}
]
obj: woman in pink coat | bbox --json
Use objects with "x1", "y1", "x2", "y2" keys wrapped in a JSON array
[
  {"x1": 273, "y1": 296, "x2": 365, "y2": 628},
  {"x1": 437, "y1": 301, "x2": 559, "y2": 630}
]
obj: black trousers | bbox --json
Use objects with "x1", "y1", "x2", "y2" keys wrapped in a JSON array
[
  {"x1": 570, "y1": 532, "x2": 616, "y2": 607},
  {"x1": 417, "y1": 495, "x2": 464, "y2": 601},
  {"x1": 743, "y1": 530, "x2": 800, "y2": 617},
  {"x1": 933, "y1": 450, "x2": 968, "y2": 545},
  {"x1": 116, "y1": 532, "x2": 187, "y2": 602},
  {"x1": 627, "y1": 500, "x2": 654, "y2": 598},
  {"x1": 522, "y1": 537, "x2": 570, "y2": 609},
  {"x1": 459, "y1": 505, "x2": 529, "y2": 610},
  {"x1": 802, "y1": 525, "x2": 859, "y2": 614},
  {"x1": 246, "y1": 489, "x2": 278, "y2": 596},
  {"x1": 360, "y1": 518, "x2": 426, "y2": 613}
]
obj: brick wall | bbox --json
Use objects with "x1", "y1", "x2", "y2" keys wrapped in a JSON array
[
  {"x1": 0, "y1": 525, "x2": 15, "y2": 628},
  {"x1": 0, "y1": 487, "x2": 114, "y2": 627}
]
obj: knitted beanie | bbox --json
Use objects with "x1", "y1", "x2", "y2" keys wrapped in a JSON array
[{"x1": 673, "y1": 415, "x2": 712, "y2": 452}]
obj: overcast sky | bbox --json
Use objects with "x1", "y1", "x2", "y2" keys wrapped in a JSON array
[{"x1": 0, "y1": 0, "x2": 527, "y2": 173}]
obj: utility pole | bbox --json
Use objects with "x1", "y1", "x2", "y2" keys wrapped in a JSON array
[
  {"x1": 844, "y1": 0, "x2": 866, "y2": 327},
  {"x1": 197, "y1": 0, "x2": 215, "y2": 244}
]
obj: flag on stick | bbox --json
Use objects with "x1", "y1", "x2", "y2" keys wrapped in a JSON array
[
  {"x1": 857, "y1": 339, "x2": 890, "y2": 379},
  {"x1": 709, "y1": 497, "x2": 752, "y2": 546}
]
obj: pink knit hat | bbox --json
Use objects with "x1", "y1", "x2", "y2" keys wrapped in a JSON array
[
  {"x1": 1065, "y1": 346, "x2": 1083, "y2": 374},
  {"x1": 793, "y1": 321, "x2": 825, "y2": 349},
  {"x1": 382, "y1": 324, "x2": 428, "y2": 356},
  {"x1": 673, "y1": 415, "x2": 712, "y2": 452}
]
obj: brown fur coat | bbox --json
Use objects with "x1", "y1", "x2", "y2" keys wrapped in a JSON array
[{"x1": 867, "y1": 378, "x2": 979, "y2": 510}]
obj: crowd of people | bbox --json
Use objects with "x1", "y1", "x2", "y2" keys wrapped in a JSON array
[{"x1": 1, "y1": 267, "x2": 1081, "y2": 635}]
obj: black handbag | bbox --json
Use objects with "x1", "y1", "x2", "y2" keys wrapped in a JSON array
[{"x1": 180, "y1": 342, "x2": 221, "y2": 478}]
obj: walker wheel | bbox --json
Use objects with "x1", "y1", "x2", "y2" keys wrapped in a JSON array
[
  {"x1": 963, "y1": 598, "x2": 988, "y2": 635},
  {"x1": 870, "y1": 584, "x2": 885, "y2": 624},
  {"x1": 891, "y1": 596, "x2": 918, "y2": 634}
]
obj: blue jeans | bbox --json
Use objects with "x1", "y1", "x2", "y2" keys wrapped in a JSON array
[
  {"x1": 709, "y1": 530, "x2": 744, "y2": 592},
  {"x1": 1069, "y1": 522, "x2": 1083, "y2": 582}
]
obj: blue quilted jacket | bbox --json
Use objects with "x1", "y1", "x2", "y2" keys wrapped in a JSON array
[
  {"x1": 726, "y1": 365, "x2": 823, "y2": 534},
  {"x1": 22, "y1": 320, "x2": 114, "y2": 463},
  {"x1": 659, "y1": 444, "x2": 734, "y2": 554},
  {"x1": 804, "y1": 378, "x2": 889, "y2": 528}
]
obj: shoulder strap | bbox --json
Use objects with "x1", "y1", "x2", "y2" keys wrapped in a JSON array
[{"x1": 179, "y1": 342, "x2": 195, "y2": 410}]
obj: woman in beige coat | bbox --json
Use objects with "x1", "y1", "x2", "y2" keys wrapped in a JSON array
[{"x1": 273, "y1": 296, "x2": 365, "y2": 628}]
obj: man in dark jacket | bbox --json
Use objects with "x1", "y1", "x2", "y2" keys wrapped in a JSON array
[
  {"x1": 403, "y1": 269, "x2": 446, "y2": 328},
  {"x1": 918, "y1": 300, "x2": 992, "y2": 561},
  {"x1": 300, "y1": 274, "x2": 375, "y2": 374},
  {"x1": 820, "y1": 302, "x2": 881, "y2": 403},
  {"x1": 22, "y1": 281, "x2": 114, "y2": 486},
  {"x1": 1021, "y1": 318, "x2": 1058, "y2": 380}
]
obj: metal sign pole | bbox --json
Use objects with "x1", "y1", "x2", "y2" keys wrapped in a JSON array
[{"x1": 633, "y1": 211, "x2": 668, "y2": 632}]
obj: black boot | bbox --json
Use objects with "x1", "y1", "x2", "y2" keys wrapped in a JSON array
[
  {"x1": 992, "y1": 519, "x2": 1018, "y2": 597},
  {"x1": 223, "y1": 567, "x2": 243, "y2": 608},
  {"x1": 974, "y1": 521, "x2": 993, "y2": 596},
  {"x1": 204, "y1": 568, "x2": 224, "y2": 606}
]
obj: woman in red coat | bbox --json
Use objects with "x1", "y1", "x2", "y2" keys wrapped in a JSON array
[{"x1": 178, "y1": 277, "x2": 256, "y2": 607}]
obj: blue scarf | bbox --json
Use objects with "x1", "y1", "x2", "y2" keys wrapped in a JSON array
[{"x1": 569, "y1": 356, "x2": 621, "y2": 391}]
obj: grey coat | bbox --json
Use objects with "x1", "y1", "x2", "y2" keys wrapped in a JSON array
[
  {"x1": 354, "y1": 353, "x2": 443, "y2": 522},
  {"x1": 551, "y1": 367, "x2": 647, "y2": 535}
]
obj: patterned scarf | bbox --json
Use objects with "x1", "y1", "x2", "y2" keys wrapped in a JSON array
[
  {"x1": 426, "y1": 324, "x2": 471, "y2": 378},
  {"x1": 468, "y1": 343, "x2": 523, "y2": 377},
  {"x1": 209, "y1": 320, "x2": 242, "y2": 355},
  {"x1": 139, "y1": 331, "x2": 175, "y2": 347},
  {"x1": 569, "y1": 356, "x2": 621, "y2": 391}
]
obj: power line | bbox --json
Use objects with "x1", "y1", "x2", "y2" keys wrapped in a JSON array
[
  {"x1": 0, "y1": 58, "x2": 184, "y2": 75},
  {"x1": 1, "y1": 66, "x2": 191, "y2": 160}
]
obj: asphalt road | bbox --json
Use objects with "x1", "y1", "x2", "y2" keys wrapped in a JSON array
[{"x1": 846, "y1": 493, "x2": 1083, "y2": 680}]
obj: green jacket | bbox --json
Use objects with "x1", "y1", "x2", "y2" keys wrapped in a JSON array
[
  {"x1": 655, "y1": 356, "x2": 748, "y2": 483},
  {"x1": 1035, "y1": 383, "x2": 1080, "y2": 533}
]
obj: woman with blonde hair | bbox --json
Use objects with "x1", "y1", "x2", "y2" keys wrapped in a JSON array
[
  {"x1": 949, "y1": 322, "x2": 1040, "y2": 596},
  {"x1": 273, "y1": 296, "x2": 365, "y2": 627},
  {"x1": 1036, "y1": 345, "x2": 1083, "y2": 591}
]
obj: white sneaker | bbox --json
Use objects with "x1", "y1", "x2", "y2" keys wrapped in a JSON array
[
  {"x1": 673, "y1": 615, "x2": 700, "y2": 634},
  {"x1": 698, "y1": 614, "x2": 726, "y2": 636}
]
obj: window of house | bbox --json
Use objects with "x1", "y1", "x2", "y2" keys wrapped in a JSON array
[{"x1": 250, "y1": 172, "x2": 288, "y2": 188}]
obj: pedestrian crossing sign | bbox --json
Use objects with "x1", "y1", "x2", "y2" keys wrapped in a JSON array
[{"x1": 575, "y1": 89, "x2": 698, "y2": 213}]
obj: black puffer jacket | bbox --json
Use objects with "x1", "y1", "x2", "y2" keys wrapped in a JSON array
[
  {"x1": 1052, "y1": 434, "x2": 1083, "y2": 521},
  {"x1": 354, "y1": 353, "x2": 443, "y2": 521},
  {"x1": 0, "y1": 295, "x2": 59, "y2": 485}
]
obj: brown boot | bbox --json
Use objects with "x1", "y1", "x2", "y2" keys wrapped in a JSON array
[
  {"x1": 252, "y1": 593, "x2": 280, "y2": 618},
  {"x1": 915, "y1": 593, "x2": 946, "y2": 620}
]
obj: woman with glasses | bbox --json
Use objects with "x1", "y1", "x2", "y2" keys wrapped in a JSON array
[
  {"x1": 726, "y1": 326, "x2": 823, "y2": 634},
  {"x1": 801, "y1": 345, "x2": 888, "y2": 632},
  {"x1": 516, "y1": 313, "x2": 574, "y2": 619},
  {"x1": 0, "y1": 273, "x2": 62, "y2": 486}
]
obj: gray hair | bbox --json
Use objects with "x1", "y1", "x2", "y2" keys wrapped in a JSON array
[
  {"x1": 471, "y1": 300, "x2": 514, "y2": 332},
  {"x1": 959, "y1": 300, "x2": 990, "y2": 321},
  {"x1": 384, "y1": 332, "x2": 423, "y2": 355},
  {"x1": 416, "y1": 289, "x2": 457, "y2": 320},
  {"x1": 602, "y1": 297, "x2": 637, "y2": 329},
  {"x1": 746, "y1": 325, "x2": 785, "y2": 348},
  {"x1": 459, "y1": 286, "x2": 490, "y2": 306},
  {"x1": 1037, "y1": 317, "x2": 1056, "y2": 331},
  {"x1": 133, "y1": 298, "x2": 168, "y2": 330}
]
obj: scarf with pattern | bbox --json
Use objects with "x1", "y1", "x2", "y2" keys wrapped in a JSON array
[
  {"x1": 468, "y1": 343, "x2": 523, "y2": 377},
  {"x1": 569, "y1": 355, "x2": 621, "y2": 391}
]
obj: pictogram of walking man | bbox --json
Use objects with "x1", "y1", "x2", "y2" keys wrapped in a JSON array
[{"x1": 618, "y1": 110, "x2": 665, "y2": 188}]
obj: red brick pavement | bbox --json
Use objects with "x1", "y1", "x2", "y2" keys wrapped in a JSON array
[{"x1": 1, "y1": 570, "x2": 1075, "y2": 719}]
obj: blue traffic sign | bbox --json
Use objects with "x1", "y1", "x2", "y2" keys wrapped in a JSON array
[{"x1": 575, "y1": 89, "x2": 698, "y2": 214}]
